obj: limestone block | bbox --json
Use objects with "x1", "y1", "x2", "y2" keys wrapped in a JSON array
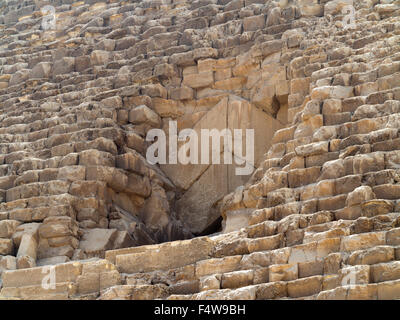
[
  {"x1": 112, "y1": 231, "x2": 135, "y2": 250},
  {"x1": 170, "y1": 86, "x2": 194, "y2": 100},
  {"x1": 101, "y1": 96, "x2": 122, "y2": 109},
  {"x1": 287, "y1": 275, "x2": 322, "y2": 298},
  {"x1": 266, "y1": 7, "x2": 282, "y2": 26},
  {"x1": 322, "y1": 99, "x2": 342, "y2": 114},
  {"x1": 241, "y1": 248, "x2": 291, "y2": 269},
  {"x1": 361, "y1": 199, "x2": 394, "y2": 218},
  {"x1": 79, "y1": 149, "x2": 115, "y2": 167},
  {"x1": 288, "y1": 166, "x2": 320, "y2": 188},
  {"x1": 57, "y1": 166, "x2": 86, "y2": 182},
  {"x1": 373, "y1": 184, "x2": 400, "y2": 200},
  {"x1": 311, "y1": 86, "x2": 354, "y2": 100},
  {"x1": 169, "y1": 280, "x2": 199, "y2": 295},
  {"x1": 9, "y1": 69, "x2": 29, "y2": 86},
  {"x1": 319, "y1": 159, "x2": 344, "y2": 180},
  {"x1": 200, "y1": 274, "x2": 221, "y2": 291},
  {"x1": 378, "y1": 62, "x2": 400, "y2": 78},
  {"x1": 126, "y1": 173, "x2": 151, "y2": 197},
  {"x1": 115, "y1": 152, "x2": 148, "y2": 176},
  {"x1": 139, "y1": 184, "x2": 170, "y2": 230},
  {"x1": 86, "y1": 166, "x2": 125, "y2": 191},
  {"x1": 0, "y1": 256, "x2": 17, "y2": 273},
  {"x1": 247, "y1": 234, "x2": 282, "y2": 253},
  {"x1": 142, "y1": 84, "x2": 168, "y2": 99},
  {"x1": 0, "y1": 282, "x2": 76, "y2": 300},
  {"x1": 178, "y1": 164, "x2": 231, "y2": 233},
  {"x1": 282, "y1": 29, "x2": 304, "y2": 48},
  {"x1": 386, "y1": 228, "x2": 400, "y2": 245},
  {"x1": 0, "y1": 239, "x2": 13, "y2": 255},
  {"x1": 16, "y1": 234, "x2": 38, "y2": 269},
  {"x1": 355, "y1": 82, "x2": 379, "y2": 96},
  {"x1": 346, "y1": 186, "x2": 376, "y2": 207},
  {"x1": 79, "y1": 228, "x2": 118, "y2": 258},
  {"x1": 266, "y1": 188, "x2": 297, "y2": 207},
  {"x1": 251, "y1": 84, "x2": 278, "y2": 116},
  {"x1": 69, "y1": 181, "x2": 106, "y2": 198},
  {"x1": 377, "y1": 280, "x2": 400, "y2": 300},
  {"x1": 347, "y1": 246, "x2": 395, "y2": 266},
  {"x1": 243, "y1": 14, "x2": 265, "y2": 31},
  {"x1": 75, "y1": 56, "x2": 90, "y2": 72},
  {"x1": 52, "y1": 57, "x2": 75, "y2": 77},
  {"x1": 323, "y1": 253, "x2": 342, "y2": 274},
  {"x1": 340, "y1": 265, "x2": 370, "y2": 287},
  {"x1": 298, "y1": 259, "x2": 324, "y2": 278},
  {"x1": 38, "y1": 216, "x2": 79, "y2": 239},
  {"x1": 126, "y1": 132, "x2": 145, "y2": 153},
  {"x1": 347, "y1": 285, "x2": 378, "y2": 300},
  {"x1": 154, "y1": 63, "x2": 178, "y2": 78},
  {"x1": 77, "y1": 272, "x2": 100, "y2": 294},
  {"x1": 253, "y1": 268, "x2": 269, "y2": 285},
  {"x1": 295, "y1": 141, "x2": 329, "y2": 157},
  {"x1": 300, "y1": 1, "x2": 323, "y2": 17},
  {"x1": 294, "y1": 115, "x2": 323, "y2": 139},
  {"x1": 316, "y1": 238, "x2": 341, "y2": 258},
  {"x1": 324, "y1": 0, "x2": 355, "y2": 16},
  {"x1": 340, "y1": 232, "x2": 386, "y2": 252},
  {"x1": 152, "y1": 98, "x2": 184, "y2": 118},
  {"x1": 193, "y1": 47, "x2": 218, "y2": 61},
  {"x1": 129, "y1": 105, "x2": 162, "y2": 128},
  {"x1": 215, "y1": 67, "x2": 232, "y2": 82},
  {"x1": 100, "y1": 270, "x2": 121, "y2": 291},
  {"x1": 37, "y1": 256, "x2": 70, "y2": 266},
  {"x1": 371, "y1": 261, "x2": 400, "y2": 283},
  {"x1": 375, "y1": 4, "x2": 400, "y2": 15},
  {"x1": 196, "y1": 256, "x2": 242, "y2": 278},
  {"x1": 1, "y1": 261, "x2": 81, "y2": 288},
  {"x1": 183, "y1": 72, "x2": 214, "y2": 89},
  {"x1": 291, "y1": 77, "x2": 311, "y2": 96},
  {"x1": 223, "y1": 209, "x2": 253, "y2": 234},
  {"x1": 301, "y1": 100, "x2": 320, "y2": 121},
  {"x1": 30, "y1": 62, "x2": 52, "y2": 79},
  {"x1": 14, "y1": 171, "x2": 38, "y2": 186},
  {"x1": 353, "y1": 153, "x2": 385, "y2": 174},
  {"x1": 90, "y1": 50, "x2": 110, "y2": 66},
  {"x1": 112, "y1": 237, "x2": 214, "y2": 273},
  {"x1": 214, "y1": 77, "x2": 246, "y2": 91},
  {"x1": 255, "y1": 282, "x2": 287, "y2": 299}
]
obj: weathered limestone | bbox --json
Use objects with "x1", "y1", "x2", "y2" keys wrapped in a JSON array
[
  {"x1": 114, "y1": 237, "x2": 214, "y2": 273},
  {"x1": 16, "y1": 234, "x2": 37, "y2": 269},
  {"x1": 0, "y1": 0, "x2": 399, "y2": 301},
  {"x1": 79, "y1": 229, "x2": 118, "y2": 258}
]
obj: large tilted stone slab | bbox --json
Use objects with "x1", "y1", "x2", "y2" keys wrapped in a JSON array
[{"x1": 107, "y1": 237, "x2": 214, "y2": 273}]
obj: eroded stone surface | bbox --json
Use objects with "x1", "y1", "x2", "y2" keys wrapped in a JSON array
[{"x1": 0, "y1": 0, "x2": 400, "y2": 301}]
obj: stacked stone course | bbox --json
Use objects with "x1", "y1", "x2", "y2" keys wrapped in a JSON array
[{"x1": 0, "y1": 0, "x2": 400, "y2": 300}]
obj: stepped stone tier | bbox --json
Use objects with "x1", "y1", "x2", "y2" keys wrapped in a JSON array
[{"x1": 0, "y1": 0, "x2": 400, "y2": 300}]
